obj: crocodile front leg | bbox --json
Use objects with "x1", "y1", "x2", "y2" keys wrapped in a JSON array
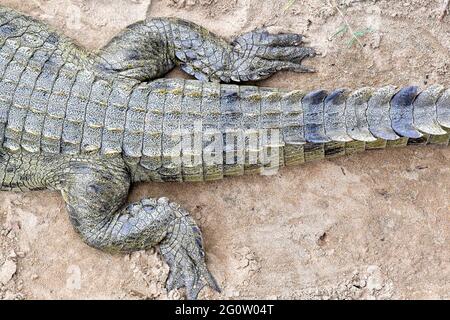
[
  {"x1": 59, "y1": 155, "x2": 219, "y2": 299},
  {"x1": 96, "y1": 18, "x2": 316, "y2": 82}
]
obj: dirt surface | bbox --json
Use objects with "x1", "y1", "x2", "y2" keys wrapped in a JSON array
[{"x1": 0, "y1": 0, "x2": 449, "y2": 300}]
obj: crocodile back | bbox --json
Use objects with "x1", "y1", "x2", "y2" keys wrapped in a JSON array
[{"x1": 0, "y1": 6, "x2": 94, "y2": 154}]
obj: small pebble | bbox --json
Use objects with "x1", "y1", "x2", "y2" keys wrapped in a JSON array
[{"x1": 0, "y1": 260, "x2": 17, "y2": 285}]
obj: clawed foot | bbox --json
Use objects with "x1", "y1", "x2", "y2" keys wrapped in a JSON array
[
  {"x1": 228, "y1": 28, "x2": 317, "y2": 81},
  {"x1": 159, "y1": 202, "x2": 220, "y2": 299}
]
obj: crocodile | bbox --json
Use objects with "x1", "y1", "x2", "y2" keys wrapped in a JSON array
[{"x1": 1, "y1": 5, "x2": 450, "y2": 299}]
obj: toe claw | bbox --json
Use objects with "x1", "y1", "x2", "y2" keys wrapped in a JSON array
[
  {"x1": 231, "y1": 29, "x2": 318, "y2": 80},
  {"x1": 160, "y1": 214, "x2": 220, "y2": 299}
]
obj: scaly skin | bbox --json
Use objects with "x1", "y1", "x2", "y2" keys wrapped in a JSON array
[{"x1": 1, "y1": 5, "x2": 449, "y2": 299}]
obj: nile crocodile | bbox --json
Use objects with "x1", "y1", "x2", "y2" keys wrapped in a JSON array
[{"x1": 1, "y1": 5, "x2": 450, "y2": 299}]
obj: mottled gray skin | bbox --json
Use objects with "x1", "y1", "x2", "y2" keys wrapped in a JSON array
[{"x1": 1, "y1": 6, "x2": 450, "y2": 299}]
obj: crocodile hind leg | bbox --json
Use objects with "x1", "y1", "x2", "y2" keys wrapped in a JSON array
[
  {"x1": 58, "y1": 155, "x2": 219, "y2": 299},
  {"x1": 95, "y1": 18, "x2": 316, "y2": 82}
]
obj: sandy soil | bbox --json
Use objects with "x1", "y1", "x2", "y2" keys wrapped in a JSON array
[{"x1": 0, "y1": 0, "x2": 449, "y2": 300}]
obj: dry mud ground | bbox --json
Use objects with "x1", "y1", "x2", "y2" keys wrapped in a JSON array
[{"x1": 0, "y1": 0, "x2": 449, "y2": 300}]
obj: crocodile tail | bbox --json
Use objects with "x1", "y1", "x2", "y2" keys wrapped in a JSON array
[{"x1": 129, "y1": 81, "x2": 450, "y2": 182}]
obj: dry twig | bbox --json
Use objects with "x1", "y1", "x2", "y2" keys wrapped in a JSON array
[{"x1": 328, "y1": 0, "x2": 364, "y2": 48}]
